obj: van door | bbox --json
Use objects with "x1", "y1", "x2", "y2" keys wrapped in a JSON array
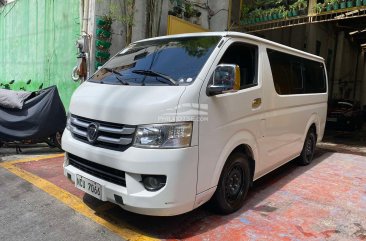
[
  {"x1": 197, "y1": 40, "x2": 264, "y2": 194},
  {"x1": 258, "y1": 49, "x2": 327, "y2": 173}
]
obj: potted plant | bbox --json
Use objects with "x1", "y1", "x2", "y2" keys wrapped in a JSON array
[
  {"x1": 313, "y1": 3, "x2": 323, "y2": 14},
  {"x1": 259, "y1": 9, "x2": 265, "y2": 22},
  {"x1": 287, "y1": 7, "x2": 293, "y2": 17},
  {"x1": 240, "y1": 6, "x2": 250, "y2": 25},
  {"x1": 267, "y1": 8, "x2": 274, "y2": 20},
  {"x1": 282, "y1": 9, "x2": 290, "y2": 19},
  {"x1": 289, "y1": 3, "x2": 298, "y2": 16},
  {"x1": 340, "y1": 0, "x2": 347, "y2": 8},
  {"x1": 331, "y1": 0, "x2": 340, "y2": 10},
  {"x1": 183, "y1": 2, "x2": 194, "y2": 19},
  {"x1": 276, "y1": 5, "x2": 286, "y2": 19},
  {"x1": 271, "y1": 7, "x2": 279, "y2": 19},
  {"x1": 174, "y1": 6, "x2": 183, "y2": 16},
  {"x1": 96, "y1": 15, "x2": 112, "y2": 30},
  {"x1": 347, "y1": 0, "x2": 354, "y2": 8},
  {"x1": 251, "y1": 8, "x2": 262, "y2": 23},
  {"x1": 295, "y1": 0, "x2": 308, "y2": 15},
  {"x1": 169, "y1": 5, "x2": 183, "y2": 17},
  {"x1": 262, "y1": 9, "x2": 269, "y2": 21},
  {"x1": 325, "y1": 0, "x2": 332, "y2": 11},
  {"x1": 192, "y1": 9, "x2": 201, "y2": 17},
  {"x1": 247, "y1": 11, "x2": 254, "y2": 24},
  {"x1": 241, "y1": 5, "x2": 250, "y2": 21}
]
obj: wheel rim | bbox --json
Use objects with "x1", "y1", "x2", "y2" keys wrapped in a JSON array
[
  {"x1": 305, "y1": 135, "x2": 314, "y2": 161},
  {"x1": 224, "y1": 164, "x2": 244, "y2": 203}
]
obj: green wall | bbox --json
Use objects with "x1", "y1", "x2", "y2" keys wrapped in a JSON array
[{"x1": 0, "y1": 0, "x2": 81, "y2": 109}]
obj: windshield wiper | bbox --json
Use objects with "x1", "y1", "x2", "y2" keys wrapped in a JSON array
[
  {"x1": 103, "y1": 67, "x2": 123, "y2": 76},
  {"x1": 103, "y1": 67, "x2": 129, "y2": 85},
  {"x1": 132, "y1": 69, "x2": 178, "y2": 86}
]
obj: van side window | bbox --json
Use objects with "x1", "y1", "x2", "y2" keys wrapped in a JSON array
[
  {"x1": 219, "y1": 43, "x2": 258, "y2": 89},
  {"x1": 267, "y1": 49, "x2": 326, "y2": 95},
  {"x1": 291, "y1": 62, "x2": 303, "y2": 93}
]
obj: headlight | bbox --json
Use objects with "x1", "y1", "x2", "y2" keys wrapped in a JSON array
[
  {"x1": 66, "y1": 112, "x2": 71, "y2": 130},
  {"x1": 134, "y1": 122, "x2": 192, "y2": 148}
]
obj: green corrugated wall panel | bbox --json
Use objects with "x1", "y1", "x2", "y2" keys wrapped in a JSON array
[{"x1": 0, "y1": 0, "x2": 81, "y2": 109}]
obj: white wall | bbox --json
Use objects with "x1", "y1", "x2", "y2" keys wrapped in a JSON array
[{"x1": 207, "y1": 0, "x2": 230, "y2": 31}]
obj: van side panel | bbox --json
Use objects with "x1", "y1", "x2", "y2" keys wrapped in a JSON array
[
  {"x1": 198, "y1": 39, "x2": 328, "y2": 192},
  {"x1": 254, "y1": 45, "x2": 328, "y2": 178}
]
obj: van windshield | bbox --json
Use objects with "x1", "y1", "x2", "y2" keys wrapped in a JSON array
[{"x1": 88, "y1": 36, "x2": 221, "y2": 86}]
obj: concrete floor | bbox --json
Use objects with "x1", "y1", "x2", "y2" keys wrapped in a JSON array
[
  {"x1": 1, "y1": 143, "x2": 365, "y2": 240},
  {"x1": 0, "y1": 167, "x2": 122, "y2": 241},
  {"x1": 319, "y1": 123, "x2": 366, "y2": 156}
]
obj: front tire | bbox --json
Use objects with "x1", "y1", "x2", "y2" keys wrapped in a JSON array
[
  {"x1": 211, "y1": 152, "x2": 251, "y2": 214},
  {"x1": 46, "y1": 132, "x2": 63, "y2": 150},
  {"x1": 53, "y1": 131, "x2": 62, "y2": 150},
  {"x1": 297, "y1": 129, "x2": 316, "y2": 166}
]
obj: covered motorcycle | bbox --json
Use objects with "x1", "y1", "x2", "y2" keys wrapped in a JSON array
[{"x1": 0, "y1": 85, "x2": 66, "y2": 148}]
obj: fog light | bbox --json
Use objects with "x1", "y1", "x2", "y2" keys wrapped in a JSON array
[{"x1": 142, "y1": 175, "x2": 166, "y2": 191}]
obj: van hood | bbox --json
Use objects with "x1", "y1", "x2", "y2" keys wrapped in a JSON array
[{"x1": 69, "y1": 82, "x2": 186, "y2": 125}]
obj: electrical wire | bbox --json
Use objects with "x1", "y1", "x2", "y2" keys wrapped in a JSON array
[
  {"x1": 3, "y1": 0, "x2": 17, "y2": 17},
  {"x1": 210, "y1": 8, "x2": 229, "y2": 17}
]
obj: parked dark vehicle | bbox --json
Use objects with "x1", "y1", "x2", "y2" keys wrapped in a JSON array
[
  {"x1": 326, "y1": 99, "x2": 363, "y2": 131},
  {"x1": 0, "y1": 86, "x2": 66, "y2": 152}
]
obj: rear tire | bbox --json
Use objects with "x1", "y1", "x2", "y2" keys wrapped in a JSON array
[
  {"x1": 211, "y1": 152, "x2": 251, "y2": 214},
  {"x1": 297, "y1": 129, "x2": 316, "y2": 166}
]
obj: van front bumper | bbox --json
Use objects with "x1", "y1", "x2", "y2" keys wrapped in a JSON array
[{"x1": 62, "y1": 129, "x2": 198, "y2": 216}]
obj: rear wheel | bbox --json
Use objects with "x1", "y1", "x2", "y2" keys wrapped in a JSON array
[
  {"x1": 211, "y1": 152, "x2": 251, "y2": 214},
  {"x1": 297, "y1": 129, "x2": 316, "y2": 166}
]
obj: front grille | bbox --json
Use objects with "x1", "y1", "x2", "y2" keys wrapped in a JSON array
[
  {"x1": 69, "y1": 115, "x2": 136, "y2": 151},
  {"x1": 68, "y1": 153, "x2": 126, "y2": 187}
]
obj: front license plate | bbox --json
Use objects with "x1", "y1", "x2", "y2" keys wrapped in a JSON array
[
  {"x1": 327, "y1": 117, "x2": 337, "y2": 122},
  {"x1": 76, "y1": 175, "x2": 102, "y2": 199}
]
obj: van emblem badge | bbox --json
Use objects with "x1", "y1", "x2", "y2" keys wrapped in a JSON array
[{"x1": 87, "y1": 122, "x2": 99, "y2": 144}]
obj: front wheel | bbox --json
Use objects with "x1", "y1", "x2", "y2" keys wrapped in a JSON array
[
  {"x1": 53, "y1": 131, "x2": 62, "y2": 150},
  {"x1": 297, "y1": 129, "x2": 316, "y2": 166},
  {"x1": 46, "y1": 132, "x2": 63, "y2": 150},
  {"x1": 211, "y1": 152, "x2": 251, "y2": 214}
]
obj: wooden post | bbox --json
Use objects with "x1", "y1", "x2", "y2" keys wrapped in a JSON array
[{"x1": 308, "y1": 0, "x2": 317, "y2": 16}]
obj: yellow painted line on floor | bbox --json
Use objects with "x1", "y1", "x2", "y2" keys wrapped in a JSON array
[
  {"x1": 3, "y1": 153, "x2": 65, "y2": 165},
  {"x1": 0, "y1": 157, "x2": 158, "y2": 241}
]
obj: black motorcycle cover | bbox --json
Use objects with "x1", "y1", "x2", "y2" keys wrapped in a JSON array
[{"x1": 0, "y1": 86, "x2": 66, "y2": 141}]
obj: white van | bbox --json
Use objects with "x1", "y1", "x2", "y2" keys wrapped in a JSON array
[{"x1": 62, "y1": 32, "x2": 328, "y2": 216}]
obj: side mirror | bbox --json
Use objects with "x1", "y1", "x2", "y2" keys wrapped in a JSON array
[{"x1": 206, "y1": 64, "x2": 240, "y2": 96}]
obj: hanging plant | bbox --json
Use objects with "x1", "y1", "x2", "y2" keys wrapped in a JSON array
[{"x1": 96, "y1": 15, "x2": 112, "y2": 30}]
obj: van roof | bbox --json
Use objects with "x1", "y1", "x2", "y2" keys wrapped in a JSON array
[{"x1": 134, "y1": 31, "x2": 324, "y2": 62}]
